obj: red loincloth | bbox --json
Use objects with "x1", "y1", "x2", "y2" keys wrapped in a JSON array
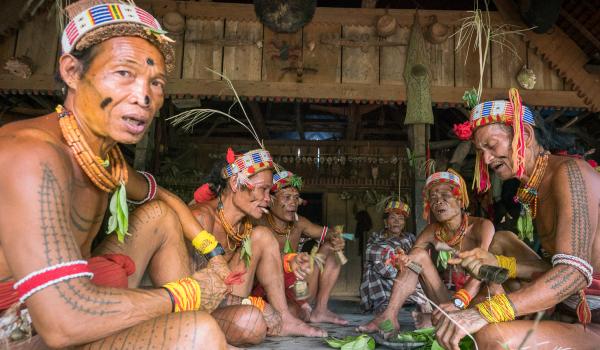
[
  {"x1": 251, "y1": 268, "x2": 306, "y2": 306},
  {"x1": 0, "y1": 254, "x2": 135, "y2": 311},
  {"x1": 585, "y1": 273, "x2": 600, "y2": 296}
]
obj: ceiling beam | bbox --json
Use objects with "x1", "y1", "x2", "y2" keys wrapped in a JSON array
[
  {"x1": 247, "y1": 102, "x2": 270, "y2": 140},
  {"x1": 0, "y1": 75, "x2": 590, "y2": 109},
  {"x1": 545, "y1": 109, "x2": 564, "y2": 123},
  {"x1": 295, "y1": 102, "x2": 305, "y2": 140},
  {"x1": 493, "y1": 0, "x2": 600, "y2": 111},
  {"x1": 346, "y1": 105, "x2": 360, "y2": 140},
  {"x1": 559, "y1": 112, "x2": 593, "y2": 131},
  {"x1": 559, "y1": 9, "x2": 600, "y2": 54}
]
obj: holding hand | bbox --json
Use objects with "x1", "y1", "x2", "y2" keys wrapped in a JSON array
[
  {"x1": 435, "y1": 308, "x2": 488, "y2": 350},
  {"x1": 291, "y1": 252, "x2": 312, "y2": 280},
  {"x1": 448, "y1": 248, "x2": 497, "y2": 277},
  {"x1": 431, "y1": 302, "x2": 459, "y2": 326},
  {"x1": 328, "y1": 233, "x2": 345, "y2": 251},
  {"x1": 191, "y1": 267, "x2": 230, "y2": 312}
]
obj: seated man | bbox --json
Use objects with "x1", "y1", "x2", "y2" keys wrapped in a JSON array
[
  {"x1": 435, "y1": 88, "x2": 600, "y2": 350},
  {"x1": 254, "y1": 168, "x2": 347, "y2": 325},
  {"x1": 360, "y1": 199, "x2": 430, "y2": 319},
  {"x1": 190, "y1": 150, "x2": 326, "y2": 342},
  {"x1": 358, "y1": 170, "x2": 495, "y2": 334},
  {"x1": 0, "y1": 1, "x2": 229, "y2": 348}
]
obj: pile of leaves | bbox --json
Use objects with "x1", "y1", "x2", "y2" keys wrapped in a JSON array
[
  {"x1": 325, "y1": 335, "x2": 375, "y2": 350},
  {"x1": 393, "y1": 327, "x2": 475, "y2": 350}
]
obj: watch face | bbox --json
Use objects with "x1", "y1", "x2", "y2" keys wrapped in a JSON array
[{"x1": 453, "y1": 298, "x2": 465, "y2": 309}]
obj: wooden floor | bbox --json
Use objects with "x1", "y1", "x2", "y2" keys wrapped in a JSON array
[{"x1": 249, "y1": 298, "x2": 416, "y2": 350}]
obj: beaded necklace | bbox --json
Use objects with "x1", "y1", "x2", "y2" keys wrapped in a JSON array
[
  {"x1": 266, "y1": 213, "x2": 295, "y2": 253},
  {"x1": 515, "y1": 151, "x2": 549, "y2": 219},
  {"x1": 434, "y1": 212, "x2": 469, "y2": 247},
  {"x1": 57, "y1": 105, "x2": 128, "y2": 191},
  {"x1": 266, "y1": 213, "x2": 294, "y2": 236},
  {"x1": 216, "y1": 199, "x2": 253, "y2": 251}
]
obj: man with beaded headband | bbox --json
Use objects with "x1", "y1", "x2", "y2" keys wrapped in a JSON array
[
  {"x1": 190, "y1": 149, "x2": 327, "y2": 342},
  {"x1": 360, "y1": 198, "x2": 433, "y2": 325},
  {"x1": 436, "y1": 88, "x2": 600, "y2": 350},
  {"x1": 253, "y1": 167, "x2": 347, "y2": 325},
  {"x1": 0, "y1": 0, "x2": 235, "y2": 348},
  {"x1": 357, "y1": 170, "x2": 495, "y2": 334}
]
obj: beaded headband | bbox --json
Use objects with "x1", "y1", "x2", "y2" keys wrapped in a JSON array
[
  {"x1": 470, "y1": 88, "x2": 533, "y2": 193},
  {"x1": 384, "y1": 200, "x2": 410, "y2": 217},
  {"x1": 221, "y1": 148, "x2": 274, "y2": 185},
  {"x1": 61, "y1": 2, "x2": 174, "y2": 71},
  {"x1": 272, "y1": 168, "x2": 303, "y2": 193},
  {"x1": 423, "y1": 170, "x2": 469, "y2": 220}
]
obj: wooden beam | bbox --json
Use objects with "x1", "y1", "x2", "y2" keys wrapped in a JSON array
[
  {"x1": 295, "y1": 102, "x2": 305, "y2": 140},
  {"x1": 559, "y1": 112, "x2": 593, "y2": 131},
  {"x1": 493, "y1": 0, "x2": 600, "y2": 111},
  {"x1": 309, "y1": 105, "x2": 348, "y2": 116},
  {"x1": 545, "y1": 110, "x2": 564, "y2": 123},
  {"x1": 346, "y1": 105, "x2": 360, "y2": 140},
  {"x1": 0, "y1": 75, "x2": 590, "y2": 109},
  {"x1": 247, "y1": 102, "x2": 270, "y2": 140},
  {"x1": 559, "y1": 10, "x2": 600, "y2": 54},
  {"x1": 139, "y1": 1, "x2": 491, "y2": 27}
]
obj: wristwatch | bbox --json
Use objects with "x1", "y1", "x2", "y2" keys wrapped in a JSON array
[
  {"x1": 453, "y1": 297, "x2": 466, "y2": 310},
  {"x1": 204, "y1": 243, "x2": 225, "y2": 260}
]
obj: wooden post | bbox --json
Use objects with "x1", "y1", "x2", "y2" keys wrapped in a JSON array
[{"x1": 408, "y1": 123, "x2": 428, "y2": 234}]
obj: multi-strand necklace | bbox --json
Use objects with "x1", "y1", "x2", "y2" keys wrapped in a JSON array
[
  {"x1": 515, "y1": 151, "x2": 549, "y2": 219},
  {"x1": 266, "y1": 213, "x2": 295, "y2": 253},
  {"x1": 434, "y1": 212, "x2": 469, "y2": 247},
  {"x1": 57, "y1": 105, "x2": 128, "y2": 191},
  {"x1": 216, "y1": 199, "x2": 253, "y2": 251}
]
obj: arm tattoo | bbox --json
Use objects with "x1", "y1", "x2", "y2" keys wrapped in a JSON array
[
  {"x1": 566, "y1": 161, "x2": 591, "y2": 258},
  {"x1": 40, "y1": 163, "x2": 122, "y2": 315},
  {"x1": 543, "y1": 264, "x2": 586, "y2": 301}
]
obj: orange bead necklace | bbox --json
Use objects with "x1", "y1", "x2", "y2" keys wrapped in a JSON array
[
  {"x1": 56, "y1": 105, "x2": 128, "y2": 192},
  {"x1": 515, "y1": 151, "x2": 549, "y2": 219}
]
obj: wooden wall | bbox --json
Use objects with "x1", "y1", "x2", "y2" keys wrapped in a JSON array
[{"x1": 0, "y1": 2, "x2": 585, "y2": 109}]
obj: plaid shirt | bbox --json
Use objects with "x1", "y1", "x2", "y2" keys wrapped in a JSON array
[{"x1": 360, "y1": 230, "x2": 426, "y2": 313}]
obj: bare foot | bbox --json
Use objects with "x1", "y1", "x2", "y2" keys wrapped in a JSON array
[
  {"x1": 356, "y1": 313, "x2": 399, "y2": 334},
  {"x1": 299, "y1": 303, "x2": 313, "y2": 322},
  {"x1": 310, "y1": 308, "x2": 348, "y2": 325},
  {"x1": 411, "y1": 310, "x2": 432, "y2": 329},
  {"x1": 279, "y1": 312, "x2": 328, "y2": 337}
]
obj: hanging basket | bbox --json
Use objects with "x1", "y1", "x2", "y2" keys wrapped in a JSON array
[{"x1": 254, "y1": 0, "x2": 316, "y2": 33}]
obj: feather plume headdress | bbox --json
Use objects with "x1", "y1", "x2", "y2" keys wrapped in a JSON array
[{"x1": 168, "y1": 69, "x2": 276, "y2": 189}]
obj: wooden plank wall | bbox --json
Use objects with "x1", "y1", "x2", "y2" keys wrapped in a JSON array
[{"x1": 0, "y1": 5, "x2": 570, "y2": 100}]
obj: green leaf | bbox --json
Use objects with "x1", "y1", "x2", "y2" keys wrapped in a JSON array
[
  {"x1": 517, "y1": 205, "x2": 533, "y2": 242},
  {"x1": 378, "y1": 319, "x2": 395, "y2": 333},
  {"x1": 283, "y1": 238, "x2": 294, "y2": 254},
  {"x1": 325, "y1": 335, "x2": 374, "y2": 350},
  {"x1": 431, "y1": 340, "x2": 445, "y2": 350},
  {"x1": 241, "y1": 236, "x2": 252, "y2": 268},
  {"x1": 436, "y1": 250, "x2": 452, "y2": 269}
]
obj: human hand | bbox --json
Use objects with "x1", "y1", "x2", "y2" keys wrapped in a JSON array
[
  {"x1": 291, "y1": 252, "x2": 312, "y2": 280},
  {"x1": 207, "y1": 254, "x2": 232, "y2": 281},
  {"x1": 431, "y1": 302, "x2": 459, "y2": 326},
  {"x1": 328, "y1": 233, "x2": 345, "y2": 251},
  {"x1": 192, "y1": 267, "x2": 229, "y2": 312},
  {"x1": 448, "y1": 248, "x2": 496, "y2": 277},
  {"x1": 386, "y1": 248, "x2": 411, "y2": 272},
  {"x1": 435, "y1": 308, "x2": 488, "y2": 350}
]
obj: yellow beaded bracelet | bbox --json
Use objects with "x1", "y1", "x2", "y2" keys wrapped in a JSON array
[
  {"x1": 496, "y1": 255, "x2": 517, "y2": 279},
  {"x1": 192, "y1": 230, "x2": 218, "y2": 255},
  {"x1": 475, "y1": 293, "x2": 516, "y2": 323}
]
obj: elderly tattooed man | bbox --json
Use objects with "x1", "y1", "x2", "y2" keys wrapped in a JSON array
[
  {"x1": 190, "y1": 151, "x2": 327, "y2": 343},
  {"x1": 358, "y1": 170, "x2": 495, "y2": 334},
  {"x1": 435, "y1": 88, "x2": 600, "y2": 350},
  {"x1": 0, "y1": 1, "x2": 231, "y2": 349},
  {"x1": 253, "y1": 168, "x2": 347, "y2": 325}
]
